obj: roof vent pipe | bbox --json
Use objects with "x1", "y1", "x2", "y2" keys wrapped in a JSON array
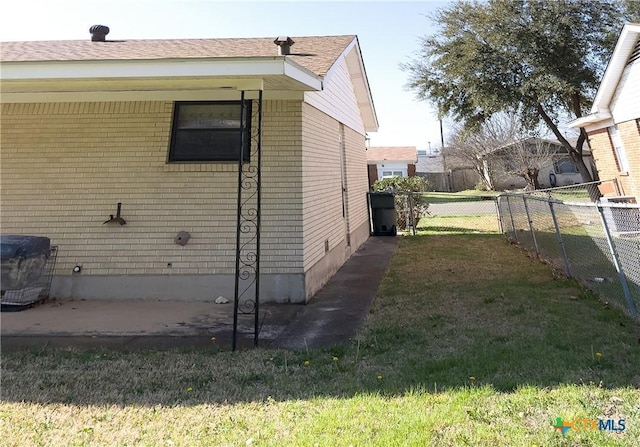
[
  {"x1": 90, "y1": 25, "x2": 110, "y2": 42},
  {"x1": 274, "y1": 36, "x2": 294, "y2": 55}
]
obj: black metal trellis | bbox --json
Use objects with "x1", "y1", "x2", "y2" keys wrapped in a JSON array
[{"x1": 232, "y1": 90, "x2": 263, "y2": 351}]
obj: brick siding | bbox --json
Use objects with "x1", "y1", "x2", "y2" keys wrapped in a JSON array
[
  {"x1": 588, "y1": 120, "x2": 640, "y2": 198},
  {"x1": 0, "y1": 100, "x2": 304, "y2": 278}
]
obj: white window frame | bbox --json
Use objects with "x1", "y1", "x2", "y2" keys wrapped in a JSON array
[
  {"x1": 381, "y1": 170, "x2": 405, "y2": 178},
  {"x1": 609, "y1": 125, "x2": 630, "y2": 173}
]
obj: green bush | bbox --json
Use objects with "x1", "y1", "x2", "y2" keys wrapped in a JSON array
[
  {"x1": 372, "y1": 177, "x2": 430, "y2": 230},
  {"x1": 373, "y1": 176, "x2": 430, "y2": 193},
  {"x1": 474, "y1": 181, "x2": 490, "y2": 191}
]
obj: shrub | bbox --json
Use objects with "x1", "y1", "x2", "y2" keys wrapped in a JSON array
[
  {"x1": 372, "y1": 177, "x2": 430, "y2": 230},
  {"x1": 474, "y1": 181, "x2": 490, "y2": 191}
]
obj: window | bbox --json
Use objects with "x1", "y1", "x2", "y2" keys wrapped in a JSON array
[
  {"x1": 553, "y1": 156, "x2": 579, "y2": 174},
  {"x1": 608, "y1": 125, "x2": 630, "y2": 173},
  {"x1": 169, "y1": 101, "x2": 251, "y2": 162},
  {"x1": 381, "y1": 170, "x2": 405, "y2": 178}
]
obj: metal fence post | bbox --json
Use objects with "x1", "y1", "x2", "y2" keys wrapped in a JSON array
[
  {"x1": 548, "y1": 201, "x2": 572, "y2": 278},
  {"x1": 522, "y1": 196, "x2": 540, "y2": 257},
  {"x1": 494, "y1": 197, "x2": 504, "y2": 234},
  {"x1": 597, "y1": 205, "x2": 638, "y2": 318},
  {"x1": 505, "y1": 194, "x2": 518, "y2": 243}
]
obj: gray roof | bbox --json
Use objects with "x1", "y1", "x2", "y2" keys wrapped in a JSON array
[{"x1": 0, "y1": 35, "x2": 357, "y2": 77}]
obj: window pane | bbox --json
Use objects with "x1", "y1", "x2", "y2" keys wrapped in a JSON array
[
  {"x1": 177, "y1": 104, "x2": 242, "y2": 129},
  {"x1": 393, "y1": 171, "x2": 403, "y2": 177},
  {"x1": 169, "y1": 101, "x2": 251, "y2": 162},
  {"x1": 554, "y1": 157, "x2": 578, "y2": 174},
  {"x1": 382, "y1": 171, "x2": 393, "y2": 177},
  {"x1": 172, "y1": 130, "x2": 246, "y2": 161}
]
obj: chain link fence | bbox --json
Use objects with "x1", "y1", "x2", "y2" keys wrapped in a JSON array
[
  {"x1": 393, "y1": 192, "x2": 501, "y2": 234},
  {"x1": 497, "y1": 180, "x2": 639, "y2": 319}
]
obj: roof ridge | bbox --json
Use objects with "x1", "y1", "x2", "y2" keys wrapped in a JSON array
[{"x1": 1, "y1": 35, "x2": 357, "y2": 44}]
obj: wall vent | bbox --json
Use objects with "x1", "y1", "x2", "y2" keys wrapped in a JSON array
[{"x1": 628, "y1": 39, "x2": 640, "y2": 65}]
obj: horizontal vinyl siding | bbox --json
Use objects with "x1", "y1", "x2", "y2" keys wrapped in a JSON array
[
  {"x1": 0, "y1": 100, "x2": 304, "y2": 278},
  {"x1": 610, "y1": 59, "x2": 640, "y2": 124},
  {"x1": 304, "y1": 57, "x2": 365, "y2": 136}
]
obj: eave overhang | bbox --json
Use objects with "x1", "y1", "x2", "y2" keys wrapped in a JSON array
[
  {"x1": 0, "y1": 56, "x2": 323, "y2": 102},
  {"x1": 568, "y1": 23, "x2": 640, "y2": 131},
  {"x1": 323, "y1": 37, "x2": 378, "y2": 132}
]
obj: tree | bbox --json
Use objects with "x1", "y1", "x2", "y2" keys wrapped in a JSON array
[
  {"x1": 403, "y1": 0, "x2": 635, "y2": 186},
  {"x1": 495, "y1": 138, "x2": 556, "y2": 190},
  {"x1": 445, "y1": 113, "x2": 522, "y2": 190}
]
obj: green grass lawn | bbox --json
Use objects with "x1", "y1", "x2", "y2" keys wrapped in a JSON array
[
  {"x1": 2, "y1": 234, "x2": 640, "y2": 446},
  {"x1": 420, "y1": 190, "x2": 500, "y2": 204},
  {"x1": 417, "y1": 214, "x2": 500, "y2": 234}
]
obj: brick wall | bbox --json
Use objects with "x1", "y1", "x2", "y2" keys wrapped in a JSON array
[
  {"x1": 300, "y1": 103, "x2": 344, "y2": 271},
  {"x1": 300, "y1": 103, "x2": 370, "y2": 299},
  {"x1": 0, "y1": 100, "x2": 304, "y2": 281},
  {"x1": 617, "y1": 119, "x2": 640, "y2": 199},
  {"x1": 588, "y1": 120, "x2": 640, "y2": 199},
  {"x1": 342, "y1": 125, "x2": 370, "y2": 242}
]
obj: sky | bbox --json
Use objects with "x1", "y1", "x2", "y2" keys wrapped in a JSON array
[{"x1": 0, "y1": 0, "x2": 452, "y2": 152}]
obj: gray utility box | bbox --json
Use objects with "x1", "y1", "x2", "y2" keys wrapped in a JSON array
[{"x1": 369, "y1": 192, "x2": 397, "y2": 236}]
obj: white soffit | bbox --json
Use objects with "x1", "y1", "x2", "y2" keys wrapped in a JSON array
[{"x1": 0, "y1": 57, "x2": 322, "y2": 97}]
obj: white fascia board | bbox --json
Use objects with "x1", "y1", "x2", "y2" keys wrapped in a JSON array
[
  {"x1": 0, "y1": 89, "x2": 305, "y2": 103},
  {"x1": 1, "y1": 57, "x2": 322, "y2": 90},
  {"x1": 567, "y1": 111, "x2": 613, "y2": 129},
  {"x1": 282, "y1": 58, "x2": 323, "y2": 91},
  {"x1": 590, "y1": 23, "x2": 640, "y2": 113}
]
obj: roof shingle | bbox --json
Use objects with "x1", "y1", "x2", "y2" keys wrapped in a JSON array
[
  {"x1": 366, "y1": 147, "x2": 417, "y2": 163},
  {"x1": 0, "y1": 35, "x2": 356, "y2": 77}
]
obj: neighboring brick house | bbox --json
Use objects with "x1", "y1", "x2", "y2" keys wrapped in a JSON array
[
  {"x1": 570, "y1": 23, "x2": 640, "y2": 201},
  {"x1": 0, "y1": 30, "x2": 378, "y2": 303},
  {"x1": 366, "y1": 146, "x2": 417, "y2": 188}
]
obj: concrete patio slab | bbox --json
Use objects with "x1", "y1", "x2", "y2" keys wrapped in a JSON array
[{"x1": 1, "y1": 236, "x2": 398, "y2": 351}]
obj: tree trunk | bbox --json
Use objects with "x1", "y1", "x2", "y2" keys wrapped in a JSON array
[
  {"x1": 535, "y1": 102, "x2": 595, "y2": 183},
  {"x1": 520, "y1": 168, "x2": 540, "y2": 190}
]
